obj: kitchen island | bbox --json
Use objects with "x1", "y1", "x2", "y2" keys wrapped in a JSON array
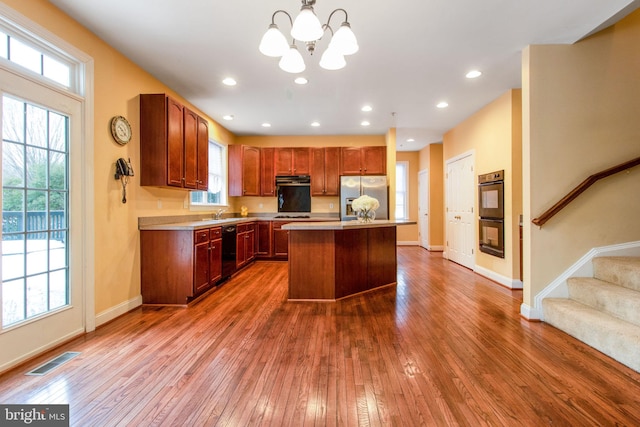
[{"x1": 282, "y1": 220, "x2": 412, "y2": 301}]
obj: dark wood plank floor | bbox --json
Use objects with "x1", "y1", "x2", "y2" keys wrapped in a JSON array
[{"x1": 1, "y1": 247, "x2": 639, "y2": 426}]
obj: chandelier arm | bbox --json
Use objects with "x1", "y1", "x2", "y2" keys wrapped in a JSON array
[
  {"x1": 325, "y1": 8, "x2": 349, "y2": 27},
  {"x1": 271, "y1": 10, "x2": 293, "y2": 27}
]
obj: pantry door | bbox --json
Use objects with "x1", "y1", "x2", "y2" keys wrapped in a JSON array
[
  {"x1": 0, "y1": 68, "x2": 84, "y2": 371},
  {"x1": 445, "y1": 152, "x2": 475, "y2": 269}
]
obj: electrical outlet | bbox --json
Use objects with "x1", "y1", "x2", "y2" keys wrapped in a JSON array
[
  {"x1": 329, "y1": 203, "x2": 334, "y2": 209},
  {"x1": 259, "y1": 203, "x2": 263, "y2": 208},
  {"x1": 157, "y1": 199, "x2": 162, "y2": 209}
]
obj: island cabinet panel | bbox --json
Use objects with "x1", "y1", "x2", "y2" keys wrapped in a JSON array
[
  {"x1": 228, "y1": 145, "x2": 260, "y2": 196},
  {"x1": 275, "y1": 147, "x2": 311, "y2": 176},
  {"x1": 311, "y1": 147, "x2": 340, "y2": 196},
  {"x1": 260, "y1": 147, "x2": 276, "y2": 196},
  {"x1": 140, "y1": 94, "x2": 208, "y2": 189},
  {"x1": 288, "y1": 231, "x2": 336, "y2": 300},
  {"x1": 287, "y1": 225, "x2": 397, "y2": 300}
]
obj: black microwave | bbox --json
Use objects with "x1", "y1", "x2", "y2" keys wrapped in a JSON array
[{"x1": 276, "y1": 175, "x2": 311, "y2": 213}]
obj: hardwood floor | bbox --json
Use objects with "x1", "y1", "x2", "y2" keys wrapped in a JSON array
[{"x1": 1, "y1": 247, "x2": 639, "y2": 426}]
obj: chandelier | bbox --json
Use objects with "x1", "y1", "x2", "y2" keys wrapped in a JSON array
[{"x1": 259, "y1": 0, "x2": 359, "y2": 73}]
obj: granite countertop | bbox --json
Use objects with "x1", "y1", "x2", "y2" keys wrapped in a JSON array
[
  {"x1": 138, "y1": 215, "x2": 339, "y2": 231},
  {"x1": 282, "y1": 219, "x2": 416, "y2": 231}
]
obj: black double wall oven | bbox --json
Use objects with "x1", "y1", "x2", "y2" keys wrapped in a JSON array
[{"x1": 478, "y1": 170, "x2": 505, "y2": 258}]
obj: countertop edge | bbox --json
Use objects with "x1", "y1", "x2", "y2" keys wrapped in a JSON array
[
  {"x1": 282, "y1": 220, "x2": 417, "y2": 230},
  {"x1": 139, "y1": 217, "x2": 342, "y2": 231}
]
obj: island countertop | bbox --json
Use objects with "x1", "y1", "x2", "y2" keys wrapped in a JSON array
[{"x1": 282, "y1": 219, "x2": 416, "y2": 230}]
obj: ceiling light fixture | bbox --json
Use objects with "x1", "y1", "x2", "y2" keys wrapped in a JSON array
[
  {"x1": 311, "y1": 121, "x2": 320, "y2": 127},
  {"x1": 222, "y1": 77, "x2": 237, "y2": 86},
  {"x1": 259, "y1": 0, "x2": 358, "y2": 73},
  {"x1": 437, "y1": 101, "x2": 449, "y2": 109},
  {"x1": 294, "y1": 77, "x2": 308, "y2": 84},
  {"x1": 466, "y1": 70, "x2": 482, "y2": 79},
  {"x1": 222, "y1": 115, "x2": 234, "y2": 121},
  {"x1": 361, "y1": 105, "x2": 372, "y2": 112},
  {"x1": 361, "y1": 121, "x2": 370, "y2": 126}
]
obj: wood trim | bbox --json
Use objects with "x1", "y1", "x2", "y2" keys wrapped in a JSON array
[{"x1": 532, "y1": 156, "x2": 640, "y2": 227}]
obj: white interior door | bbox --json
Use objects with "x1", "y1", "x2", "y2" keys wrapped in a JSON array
[
  {"x1": 418, "y1": 169, "x2": 429, "y2": 249},
  {"x1": 445, "y1": 152, "x2": 475, "y2": 269},
  {"x1": 0, "y1": 69, "x2": 84, "y2": 372}
]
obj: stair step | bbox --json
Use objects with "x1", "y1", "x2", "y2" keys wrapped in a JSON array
[
  {"x1": 542, "y1": 298, "x2": 640, "y2": 372},
  {"x1": 567, "y1": 277, "x2": 640, "y2": 327},
  {"x1": 593, "y1": 256, "x2": 640, "y2": 291}
]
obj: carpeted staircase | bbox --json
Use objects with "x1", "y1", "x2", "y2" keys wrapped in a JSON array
[{"x1": 542, "y1": 256, "x2": 640, "y2": 372}]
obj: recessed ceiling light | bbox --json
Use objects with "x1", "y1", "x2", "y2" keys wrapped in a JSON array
[
  {"x1": 437, "y1": 101, "x2": 449, "y2": 109},
  {"x1": 466, "y1": 70, "x2": 482, "y2": 79},
  {"x1": 295, "y1": 77, "x2": 308, "y2": 84},
  {"x1": 407, "y1": 138, "x2": 415, "y2": 142},
  {"x1": 361, "y1": 105, "x2": 372, "y2": 112},
  {"x1": 361, "y1": 121, "x2": 370, "y2": 126},
  {"x1": 222, "y1": 77, "x2": 237, "y2": 86},
  {"x1": 311, "y1": 121, "x2": 320, "y2": 127},
  {"x1": 261, "y1": 122, "x2": 271, "y2": 128},
  {"x1": 222, "y1": 115, "x2": 234, "y2": 121}
]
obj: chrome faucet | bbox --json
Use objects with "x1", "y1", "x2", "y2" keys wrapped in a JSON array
[{"x1": 214, "y1": 208, "x2": 226, "y2": 220}]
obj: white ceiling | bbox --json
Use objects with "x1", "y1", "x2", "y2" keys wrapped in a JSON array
[{"x1": 49, "y1": 0, "x2": 639, "y2": 151}]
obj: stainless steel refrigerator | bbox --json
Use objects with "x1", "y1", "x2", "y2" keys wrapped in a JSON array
[{"x1": 340, "y1": 175, "x2": 388, "y2": 221}]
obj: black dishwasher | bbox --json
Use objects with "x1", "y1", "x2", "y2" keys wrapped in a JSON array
[{"x1": 221, "y1": 225, "x2": 237, "y2": 281}]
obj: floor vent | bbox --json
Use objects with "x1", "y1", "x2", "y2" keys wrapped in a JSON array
[{"x1": 26, "y1": 351, "x2": 81, "y2": 376}]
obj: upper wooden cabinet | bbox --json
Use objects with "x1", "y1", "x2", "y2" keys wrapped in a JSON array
[
  {"x1": 140, "y1": 94, "x2": 208, "y2": 189},
  {"x1": 260, "y1": 147, "x2": 275, "y2": 196},
  {"x1": 340, "y1": 146, "x2": 386, "y2": 176},
  {"x1": 275, "y1": 147, "x2": 311, "y2": 176},
  {"x1": 311, "y1": 147, "x2": 340, "y2": 196},
  {"x1": 229, "y1": 145, "x2": 260, "y2": 196}
]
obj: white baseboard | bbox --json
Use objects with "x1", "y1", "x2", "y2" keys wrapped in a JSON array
[
  {"x1": 95, "y1": 295, "x2": 143, "y2": 327},
  {"x1": 525, "y1": 240, "x2": 640, "y2": 321},
  {"x1": 474, "y1": 265, "x2": 523, "y2": 289},
  {"x1": 397, "y1": 240, "x2": 419, "y2": 246},
  {"x1": 520, "y1": 303, "x2": 543, "y2": 321},
  {"x1": 427, "y1": 245, "x2": 445, "y2": 252}
]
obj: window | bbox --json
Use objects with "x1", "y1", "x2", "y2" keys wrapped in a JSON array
[
  {"x1": 2, "y1": 95, "x2": 70, "y2": 326},
  {"x1": 190, "y1": 140, "x2": 227, "y2": 206},
  {"x1": 0, "y1": 28, "x2": 73, "y2": 90},
  {"x1": 396, "y1": 161, "x2": 408, "y2": 219}
]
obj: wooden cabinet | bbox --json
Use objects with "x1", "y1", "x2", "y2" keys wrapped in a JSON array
[
  {"x1": 311, "y1": 147, "x2": 340, "y2": 196},
  {"x1": 236, "y1": 222, "x2": 256, "y2": 269},
  {"x1": 340, "y1": 146, "x2": 386, "y2": 175},
  {"x1": 273, "y1": 222, "x2": 290, "y2": 259},
  {"x1": 275, "y1": 147, "x2": 311, "y2": 176},
  {"x1": 140, "y1": 94, "x2": 208, "y2": 189},
  {"x1": 209, "y1": 227, "x2": 222, "y2": 285},
  {"x1": 255, "y1": 221, "x2": 273, "y2": 258},
  {"x1": 140, "y1": 226, "x2": 222, "y2": 305},
  {"x1": 229, "y1": 145, "x2": 260, "y2": 196},
  {"x1": 260, "y1": 147, "x2": 276, "y2": 196}
]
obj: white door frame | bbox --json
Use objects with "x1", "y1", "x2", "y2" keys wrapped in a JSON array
[
  {"x1": 418, "y1": 169, "x2": 429, "y2": 250},
  {"x1": 0, "y1": 4, "x2": 94, "y2": 373}
]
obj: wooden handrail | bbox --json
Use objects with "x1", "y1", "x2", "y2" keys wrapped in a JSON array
[{"x1": 532, "y1": 156, "x2": 640, "y2": 227}]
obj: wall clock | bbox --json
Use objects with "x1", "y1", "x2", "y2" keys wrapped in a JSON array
[{"x1": 110, "y1": 115, "x2": 132, "y2": 145}]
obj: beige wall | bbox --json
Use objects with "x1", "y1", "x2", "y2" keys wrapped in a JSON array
[
  {"x1": 2, "y1": 0, "x2": 234, "y2": 315},
  {"x1": 396, "y1": 151, "x2": 419, "y2": 243},
  {"x1": 443, "y1": 90, "x2": 523, "y2": 281},
  {"x1": 522, "y1": 10, "x2": 640, "y2": 306},
  {"x1": 419, "y1": 144, "x2": 445, "y2": 249}
]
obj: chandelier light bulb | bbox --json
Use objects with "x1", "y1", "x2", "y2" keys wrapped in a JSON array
[
  {"x1": 319, "y1": 46, "x2": 346, "y2": 70},
  {"x1": 330, "y1": 22, "x2": 359, "y2": 55},
  {"x1": 259, "y1": 24, "x2": 289, "y2": 57},
  {"x1": 291, "y1": 5, "x2": 324, "y2": 42},
  {"x1": 279, "y1": 44, "x2": 306, "y2": 73}
]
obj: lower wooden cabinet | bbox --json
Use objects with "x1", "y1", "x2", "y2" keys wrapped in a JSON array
[
  {"x1": 255, "y1": 221, "x2": 273, "y2": 258},
  {"x1": 141, "y1": 226, "x2": 222, "y2": 305},
  {"x1": 236, "y1": 222, "x2": 256, "y2": 269},
  {"x1": 273, "y1": 222, "x2": 290, "y2": 259}
]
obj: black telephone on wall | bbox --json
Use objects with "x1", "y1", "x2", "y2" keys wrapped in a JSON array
[
  {"x1": 115, "y1": 157, "x2": 134, "y2": 179},
  {"x1": 115, "y1": 158, "x2": 134, "y2": 203}
]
